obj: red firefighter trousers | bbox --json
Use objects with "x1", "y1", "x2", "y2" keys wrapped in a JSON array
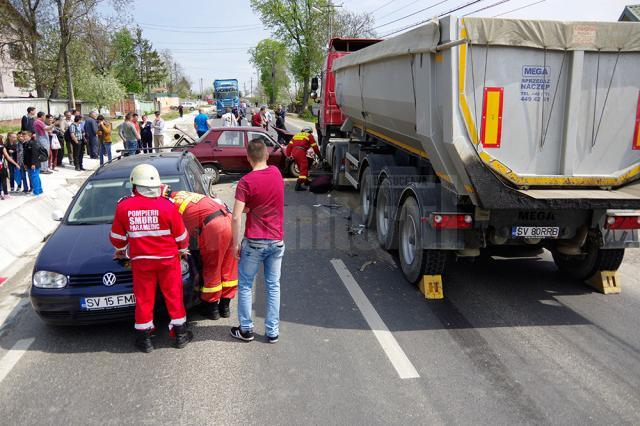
[
  {"x1": 200, "y1": 214, "x2": 238, "y2": 303},
  {"x1": 292, "y1": 147, "x2": 309, "y2": 184},
  {"x1": 132, "y1": 257, "x2": 186, "y2": 330}
]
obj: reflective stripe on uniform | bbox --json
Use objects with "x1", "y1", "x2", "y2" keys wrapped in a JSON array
[
  {"x1": 128, "y1": 229, "x2": 171, "y2": 238},
  {"x1": 202, "y1": 283, "x2": 223, "y2": 293},
  {"x1": 131, "y1": 255, "x2": 175, "y2": 260},
  {"x1": 134, "y1": 320, "x2": 154, "y2": 330},
  {"x1": 175, "y1": 230, "x2": 188, "y2": 242},
  {"x1": 110, "y1": 231, "x2": 127, "y2": 241},
  {"x1": 178, "y1": 193, "x2": 205, "y2": 214},
  {"x1": 221, "y1": 280, "x2": 238, "y2": 288},
  {"x1": 310, "y1": 143, "x2": 317, "y2": 147},
  {"x1": 298, "y1": 175, "x2": 307, "y2": 179}
]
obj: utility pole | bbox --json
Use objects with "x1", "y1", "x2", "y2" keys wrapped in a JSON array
[
  {"x1": 250, "y1": 76, "x2": 253, "y2": 99},
  {"x1": 313, "y1": 2, "x2": 342, "y2": 51},
  {"x1": 200, "y1": 78, "x2": 203, "y2": 100}
]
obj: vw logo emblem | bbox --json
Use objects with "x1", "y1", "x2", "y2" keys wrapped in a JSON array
[{"x1": 103, "y1": 272, "x2": 117, "y2": 287}]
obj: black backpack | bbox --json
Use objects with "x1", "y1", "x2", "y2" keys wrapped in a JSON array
[{"x1": 37, "y1": 142, "x2": 49, "y2": 162}]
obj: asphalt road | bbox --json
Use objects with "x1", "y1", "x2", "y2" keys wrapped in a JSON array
[{"x1": 1, "y1": 116, "x2": 640, "y2": 424}]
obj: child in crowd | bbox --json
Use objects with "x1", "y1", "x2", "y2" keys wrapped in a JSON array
[
  {"x1": 18, "y1": 132, "x2": 31, "y2": 193},
  {"x1": 0, "y1": 134, "x2": 20, "y2": 200},
  {"x1": 6, "y1": 132, "x2": 19, "y2": 191}
]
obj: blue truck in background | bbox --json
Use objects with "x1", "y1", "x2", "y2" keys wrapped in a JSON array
[{"x1": 214, "y1": 79, "x2": 240, "y2": 118}]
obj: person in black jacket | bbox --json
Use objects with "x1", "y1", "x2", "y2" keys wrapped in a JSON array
[
  {"x1": 139, "y1": 115, "x2": 153, "y2": 154},
  {"x1": 23, "y1": 134, "x2": 43, "y2": 195},
  {"x1": 21, "y1": 107, "x2": 36, "y2": 134}
]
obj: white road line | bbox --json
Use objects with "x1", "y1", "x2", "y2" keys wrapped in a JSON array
[
  {"x1": 330, "y1": 259, "x2": 420, "y2": 379},
  {"x1": 0, "y1": 338, "x2": 35, "y2": 384}
]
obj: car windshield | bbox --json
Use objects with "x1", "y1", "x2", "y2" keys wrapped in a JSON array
[{"x1": 66, "y1": 176, "x2": 188, "y2": 224}]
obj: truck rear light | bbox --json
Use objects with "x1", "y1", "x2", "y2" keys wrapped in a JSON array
[
  {"x1": 429, "y1": 213, "x2": 473, "y2": 229},
  {"x1": 605, "y1": 215, "x2": 640, "y2": 230}
]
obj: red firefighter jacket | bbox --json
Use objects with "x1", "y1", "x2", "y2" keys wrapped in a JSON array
[
  {"x1": 110, "y1": 191, "x2": 188, "y2": 261},
  {"x1": 285, "y1": 132, "x2": 320, "y2": 157},
  {"x1": 169, "y1": 191, "x2": 227, "y2": 234}
]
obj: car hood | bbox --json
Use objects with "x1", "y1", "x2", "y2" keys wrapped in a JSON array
[{"x1": 35, "y1": 223, "x2": 128, "y2": 275}]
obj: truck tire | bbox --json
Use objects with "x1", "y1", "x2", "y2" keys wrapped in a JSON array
[
  {"x1": 360, "y1": 167, "x2": 376, "y2": 228},
  {"x1": 398, "y1": 196, "x2": 447, "y2": 284},
  {"x1": 375, "y1": 177, "x2": 394, "y2": 249},
  {"x1": 552, "y1": 238, "x2": 625, "y2": 281},
  {"x1": 203, "y1": 164, "x2": 220, "y2": 185}
]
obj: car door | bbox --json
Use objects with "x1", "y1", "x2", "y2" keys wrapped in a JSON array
[
  {"x1": 248, "y1": 131, "x2": 284, "y2": 169},
  {"x1": 213, "y1": 130, "x2": 249, "y2": 172},
  {"x1": 189, "y1": 131, "x2": 218, "y2": 163}
]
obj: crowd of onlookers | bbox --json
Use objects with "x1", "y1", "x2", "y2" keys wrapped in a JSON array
[{"x1": 0, "y1": 106, "x2": 168, "y2": 200}]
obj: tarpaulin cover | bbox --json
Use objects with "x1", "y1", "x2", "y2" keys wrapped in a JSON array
[
  {"x1": 463, "y1": 17, "x2": 640, "y2": 52},
  {"x1": 332, "y1": 20, "x2": 439, "y2": 72}
]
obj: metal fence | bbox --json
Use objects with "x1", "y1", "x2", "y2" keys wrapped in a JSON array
[{"x1": 0, "y1": 98, "x2": 99, "y2": 121}]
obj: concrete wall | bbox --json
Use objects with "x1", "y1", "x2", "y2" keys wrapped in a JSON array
[
  {"x1": 156, "y1": 96, "x2": 179, "y2": 112},
  {"x1": 0, "y1": 98, "x2": 99, "y2": 121}
]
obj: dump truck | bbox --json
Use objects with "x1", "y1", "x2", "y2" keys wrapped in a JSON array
[{"x1": 326, "y1": 16, "x2": 640, "y2": 293}]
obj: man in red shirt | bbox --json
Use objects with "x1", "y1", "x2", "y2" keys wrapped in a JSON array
[
  {"x1": 110, "y1": 164, "x2": 193, "y2": 352},
  {"x1": 251, "y1": 108, "x2": 263, "y2": 128},
  {"x1": 285, "y1": 127, "x2": 320, "y2": 191},
  {"x1": 230, "y1": 138, "x2": 285, "y2": 343},
  {"x1": 163, "y1": 188, "x2": 238, "y2": 320}
]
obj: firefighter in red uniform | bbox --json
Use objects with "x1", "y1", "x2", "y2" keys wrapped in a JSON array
[
  {"x1": 110, "y1": 164, "x2": 193, "y2": 353},
  {"x1": 162, "y1": 186, "x2": 238, "y2": 320},
  {"x1": 285, "y1": 127, "x2": 320, "y2": 191}
]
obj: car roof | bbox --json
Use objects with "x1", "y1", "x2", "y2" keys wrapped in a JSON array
[
  {"x1": 209, "y1": 126, "x2": 267, "y2": 132},
  {"x1": 92, "y1": 152, "x2": 191, "y2": 180}
]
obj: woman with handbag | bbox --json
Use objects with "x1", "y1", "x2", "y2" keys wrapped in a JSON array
[{"x1": 48, "y1": 115, "x2": 61, "y2": 171}]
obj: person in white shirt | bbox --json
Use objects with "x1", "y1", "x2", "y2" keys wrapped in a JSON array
[
  {"x1": 221, "y1": 107, "x2": 237, "y2": 127},
  {"x1": 152, "y1": 111, "x2": 165, "y2": 148}
]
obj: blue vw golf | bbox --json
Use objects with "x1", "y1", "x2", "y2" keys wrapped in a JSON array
[{"x1": 30, "y1": 152, "x2": 210, "y2": 325}]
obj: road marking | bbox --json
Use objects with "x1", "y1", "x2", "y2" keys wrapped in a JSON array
[
  {"x1": 0, "y1": 338, "x2": 35, "y2": 384},
  {"x1": 330, "y1": 259, "x2": 420, "y2": 379}
]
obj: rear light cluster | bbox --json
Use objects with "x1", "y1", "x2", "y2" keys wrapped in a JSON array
[
  {"x1": 429, "y1": 213, "x2": 473, "y2": 229},
  {"x1": 605, "y1": 215, "x2": 640, "y2": 230}
]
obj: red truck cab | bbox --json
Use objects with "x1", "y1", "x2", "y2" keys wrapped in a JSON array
[{"x1": 313, "y1": 37, "x2": 382, "y2": 155}]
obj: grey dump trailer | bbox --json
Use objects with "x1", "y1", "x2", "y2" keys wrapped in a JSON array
[{"x1": 326, "y1": 16, "x2": 640, "y2": 292}]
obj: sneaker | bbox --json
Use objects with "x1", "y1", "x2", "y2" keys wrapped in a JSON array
[
  {"x1": 267, "y1": 335, "x2": 279, "y2": 344},
  {"x1": 230, "y1": 326, "x2": 254, "y2": 342}
]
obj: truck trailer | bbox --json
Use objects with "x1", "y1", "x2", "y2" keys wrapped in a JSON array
[{"x1": 326, "y1": 16, "x2": 640, "y2": 292}]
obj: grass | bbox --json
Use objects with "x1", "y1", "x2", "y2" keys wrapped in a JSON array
[
  {"x1": 0, "y1": 124, "x2": 21, "y2": 134},
  {"x1": 161, "y1": 111, "x2": 180, "y2": 121},
  {"x1": 298, "y1": 110, "x2": 318, "y2": 123}
]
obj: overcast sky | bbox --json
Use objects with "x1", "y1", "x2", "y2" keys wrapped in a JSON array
[{"x1": 129, "y1": 0, "x2": 633, "y2": 96}]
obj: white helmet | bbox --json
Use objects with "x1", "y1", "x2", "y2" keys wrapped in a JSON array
[{"x1": 130, "y1": 164, "x2": 161, "y2": 187}]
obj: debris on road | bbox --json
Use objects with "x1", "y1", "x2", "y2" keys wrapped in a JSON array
[
  {"x1": 347, "y1": 224, "x2": 366, "y2": 235},
  {"x1": 359, "y1": 260, "x2": 376, "y2": 271}
]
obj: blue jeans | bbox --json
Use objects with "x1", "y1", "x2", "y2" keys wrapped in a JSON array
[
  {"x1": 20, "y1": 168, "x2": 30, "y2": 192},
  {"x1": 125, "y1": 140, "x2": 138, "y2": 156},
  {"x1": 99, "y1": 142, "x2": 112, "y2": 165},
  {"x1": 28, "y1": 167, "x2": 42, "y2": 195},
  {"x1": 237, "y1": 238, "x2": 285, "y2": 337}
]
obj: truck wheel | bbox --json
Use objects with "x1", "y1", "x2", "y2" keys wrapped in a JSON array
[
  {"x1": 376, "y1": 177, "x2": 394, "y2": 249},
  {"x1": 360, "y1": 167, "x2": 376, "y2": 228},
  {"x1": 398, "y1": 196, "x2": 447, "y2": 284},
  {"x1": 203, "y1": 164, "x2": 220, "y2": 185},
  {"x1": 552, "y1": 239, "x2": 625, "y2": 281}
]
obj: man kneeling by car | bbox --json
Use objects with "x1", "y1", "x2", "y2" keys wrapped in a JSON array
[
  {"x1": 161, "y1": 185, "x2": 238, "y2": 320},
  {"x1": 110, "y1": 164, "x2": 193, "y2": 353}
]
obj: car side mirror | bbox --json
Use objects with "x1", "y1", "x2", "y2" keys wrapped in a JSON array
[
  {"x1": 51, "y1": 210, "x2": 64, "y2": 221},
  {"x1": 311, "y1": 76, "x2": 319, "y2": 91}
]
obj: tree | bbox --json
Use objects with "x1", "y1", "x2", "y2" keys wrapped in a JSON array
[
  {"x1": 249, "y1": 39, "x2": 290, "y2": 105},
  {"x1": 250, "y1": 0, "x2": 326, "y2": 112},
  {"x1": 75, "y1": 73, "x2": 125, "y2": 111},
  {"x1": 133, "y1": 28, "x2": 168, "y2": 94},
  {"x1": 331, "y1": 9, "x2": 376, "y2": 38},
  {"x1": 112, "y1": 28, "x2": 141, "y2": 93}
]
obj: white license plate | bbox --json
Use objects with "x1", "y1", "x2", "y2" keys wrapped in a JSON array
[
  {"x1": 80, "y1": 293, "x2": 136, "y2": 311},
  {"x1": 512, "y1": 226, "x2": 560, "y2": 239}
]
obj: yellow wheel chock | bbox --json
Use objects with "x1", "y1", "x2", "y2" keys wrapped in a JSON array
[
  {"x1": 586, "y1": 271, "x2": 621, "y2": 295},
  {"x1": 420, "y1": 275, "x2": 444, "y2": 300}
]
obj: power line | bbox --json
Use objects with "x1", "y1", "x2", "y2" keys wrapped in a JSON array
[
  {"x1": 136, "y1": 21, "x2": 260, "y2": 30},
  {"x1": 492, "y1": 0, "x2": 546, "y2": 17},
  {"x1": 462, "y1": 0, "x2": 513, "y2": 16},
  {"x1": 138, "y1": 25, "x2": 262, "y2": 34},
  {"x1": 375, "y1": 0, "x2": 427, "y2": 21},
  {"x1": 373, "y1": 0, "x2": 450, "y2": 30},
  {"x1": 371, "y1": 0, "x2": 399, "y2": 15},
  {"x1": 381, "y1": 0, "x2": 482, "y2": 37}
]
